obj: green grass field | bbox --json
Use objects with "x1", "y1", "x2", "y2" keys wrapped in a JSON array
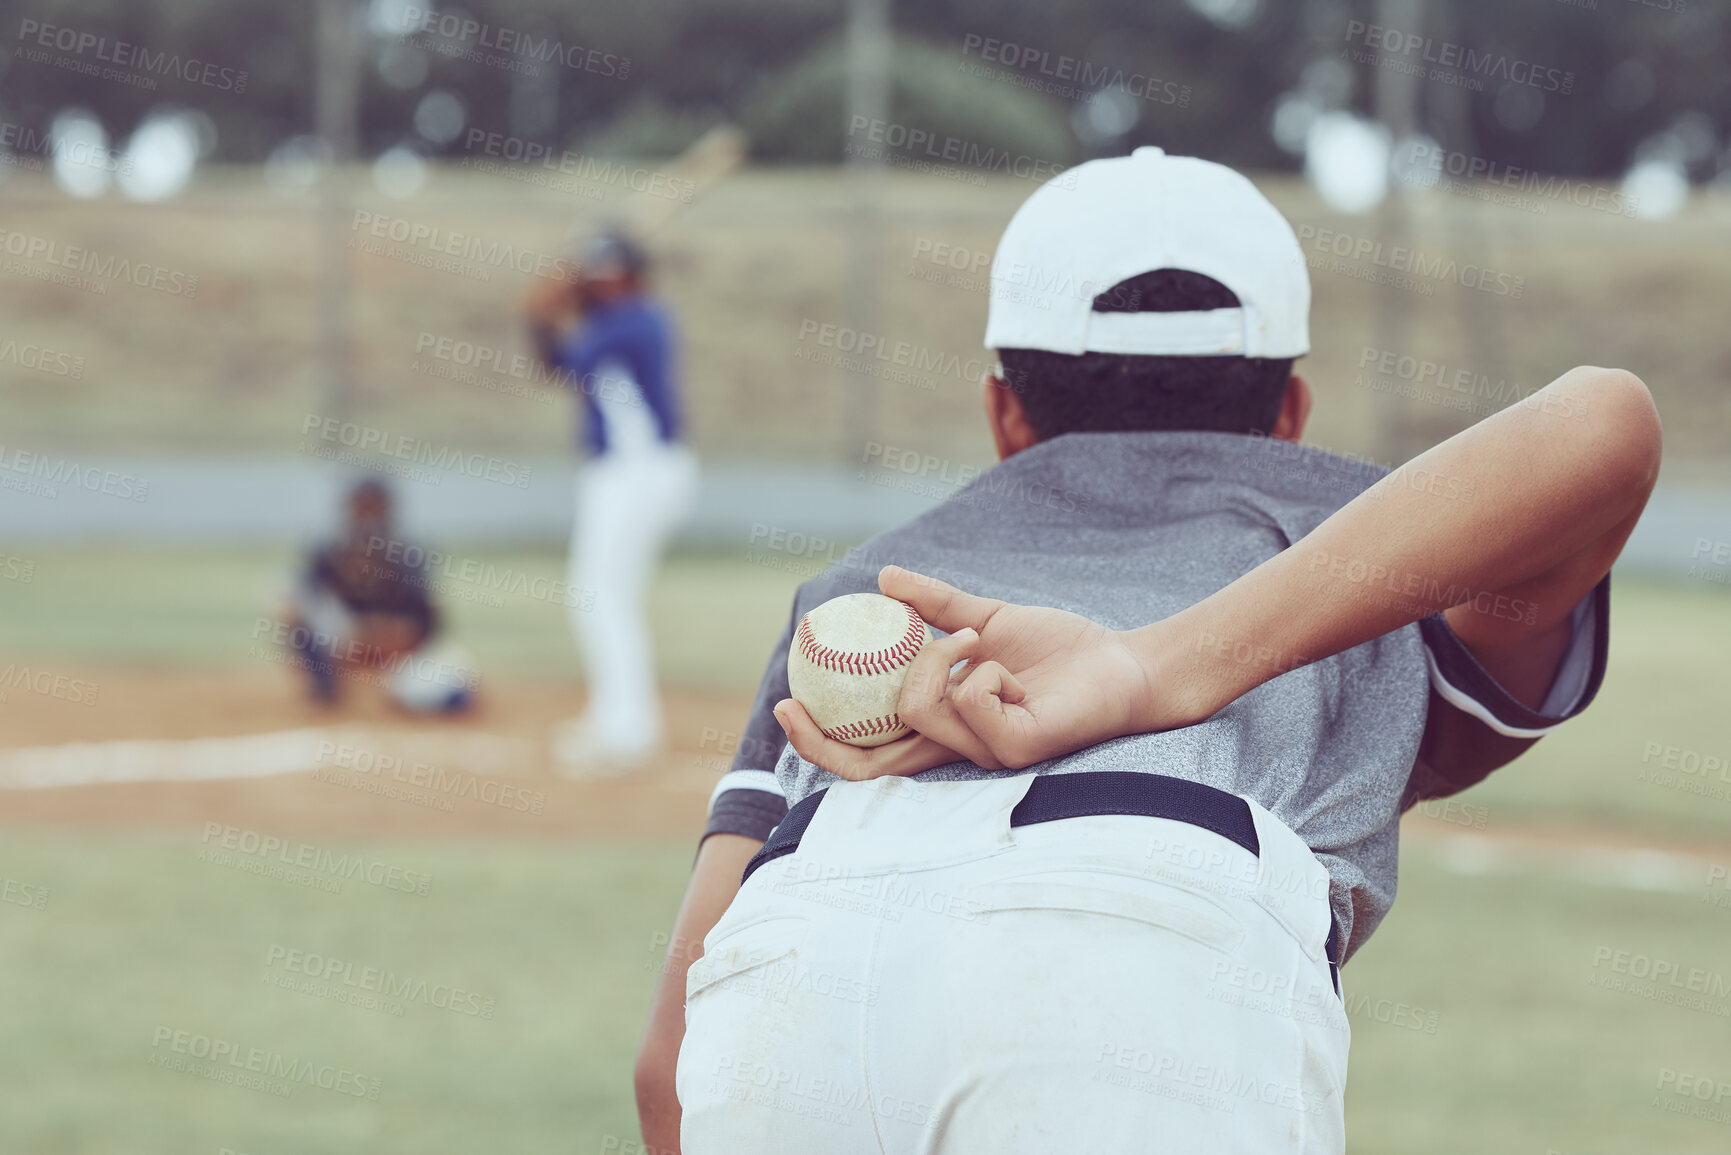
[
  {"x1": 5, "y1": 544, "x2": 1730, "y2": 840},
  {"x1": 0, "y1": 832, "x2": 1726, "y2": 1155},
  {"x1": 4, "y1": 547, "x2": 1731, "y2": 1153}
]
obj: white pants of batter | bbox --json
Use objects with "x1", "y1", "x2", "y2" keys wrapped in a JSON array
[
  {"x1": 678, "y1": 774, "x2": 1350, "y2": 1154},
  {"x1": 567, "y1": 444, "x2": 698, "y2": 753}
]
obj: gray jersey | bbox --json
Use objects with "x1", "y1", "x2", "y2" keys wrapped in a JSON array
[{"x1": 707, "y1": 430, "x2": 1607, "y2": 958}]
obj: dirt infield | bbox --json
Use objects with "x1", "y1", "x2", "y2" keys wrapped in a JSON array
[
  {"x1": 8, "y1": 665, "x2": 1731, "y2": 878},
  {"x1": 0, "y1": 665, "x2": 756, "y2": 840}
]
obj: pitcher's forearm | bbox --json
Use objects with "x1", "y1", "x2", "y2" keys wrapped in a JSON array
[
  {"x1": 635, "y1": 833, "x2": 762, "y2": 1153},
  {"x1": 1131, "y1": 367, "x2": 1660, "y2": 725}
]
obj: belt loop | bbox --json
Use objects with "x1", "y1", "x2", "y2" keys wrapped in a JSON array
[
  {"x1": 1326, "y1": 916, "x2": 1343, "y2": 999},
  {"x1": 742, "y1": 789, "x2": 827, "y2": 885}
]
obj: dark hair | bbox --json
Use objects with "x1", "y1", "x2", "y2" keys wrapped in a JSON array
[
  {"x1": 997, "y1": 269, "x2": 1295, "y2": 439},
  {"x1": 580, "y1": 230, "x2": 648, "y2": 279},
  {"x1": 349, "y1": 478, "x2": 391, "y2": 506}
]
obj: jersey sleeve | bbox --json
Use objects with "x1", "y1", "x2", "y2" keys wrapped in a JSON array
[
  {"x1": 1418, "y1": 574, "x2": 1610, "y2": 740},
  {"x1": 556, "y1": 320, "x2": 610, "y2": 384},
  {"x1": 701, "y1": 606, "x2": 795, "y2": 846},
  {"x1": 633, "y1": 306, "x2": 681, "y2": 444},
  {"x1": 1401, "y1": 576, "x2": 1609, "y2": 808}
]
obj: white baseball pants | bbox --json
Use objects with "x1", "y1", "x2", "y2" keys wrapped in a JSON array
[
  {"x1": 567, "y1": 443, "x2": 697, "y2": 753},
  {"x1": 678, "y1": 774, "x2": 1350, "y2": 1154}
]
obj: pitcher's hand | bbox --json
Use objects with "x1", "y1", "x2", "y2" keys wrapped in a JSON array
[{"x1": 774, "y1": 567, "x2": 1184, "y2": 778}]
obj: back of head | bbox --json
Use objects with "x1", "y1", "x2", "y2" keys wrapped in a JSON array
[
  {"x1": 578, "y1": 229, "x2": 649, "y2": 282},
  {"x1": 1000, "y1": 270, "x2": 1295, "y2": 438},
  {"x1": 985, "y1": 149, "x2": 1309, "y2": 440}
]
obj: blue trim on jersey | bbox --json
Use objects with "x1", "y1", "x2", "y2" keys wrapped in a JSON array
[{"x1": 554, "y1": 295, "x2": 681, "y2": 456}]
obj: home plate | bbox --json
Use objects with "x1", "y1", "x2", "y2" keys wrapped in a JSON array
[{"x1": 0, "y1": 728, "x2": 540, "y2": 790}]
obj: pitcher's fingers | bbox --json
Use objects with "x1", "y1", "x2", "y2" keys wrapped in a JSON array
[
  {"x1": 773, "y1": 699, "x2": 962, "y2": 781},
  {"x1": 879, "y1": 566, "x2": 1004, "y2": 635},
  {"x1": 894, "y1": 627, "x2": 979, "y2": 723},
  {"x1": 889, "y1": 629, "x2": 1010, "y2": 769},
  {"x1": 950, "y1": 661, "x2": 1040, "y2": 770}
]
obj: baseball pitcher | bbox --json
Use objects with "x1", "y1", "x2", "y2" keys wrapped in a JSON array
[{"x1": 639, "y1": 149, "x2": 1659, "y2": 1153}]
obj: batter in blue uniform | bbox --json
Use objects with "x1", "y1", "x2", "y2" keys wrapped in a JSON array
[{"x1": 528, "y1": 232, "x2": 697, "y2": 770}]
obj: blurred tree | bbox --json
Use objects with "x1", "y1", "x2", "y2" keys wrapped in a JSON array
[
  {"x1": 741, "y1": 33, "x2": 1073, "y2": 164},
  {"x1": 0, "y1": 0, "x2": 1725, "y2": 178}
]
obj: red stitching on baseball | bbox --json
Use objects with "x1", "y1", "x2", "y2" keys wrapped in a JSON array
[
  {"x1": 820, "y1": 713, "x2": 906, "y2": 742},
  {"x1": 796, "y1": 600, "x2": 925, "y2": 677}
]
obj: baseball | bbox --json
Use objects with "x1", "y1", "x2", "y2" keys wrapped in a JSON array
[{"x1": 787, "y1": 593, "x2": 932, "y2": 747}]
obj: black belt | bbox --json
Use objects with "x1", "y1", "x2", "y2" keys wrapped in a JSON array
[
  {"x1": 740, "y1": 770, "x2": 1342, "y2": 995},
  {"x1": 743, "y1": 771, "x2": 1258, "y2": 882}
]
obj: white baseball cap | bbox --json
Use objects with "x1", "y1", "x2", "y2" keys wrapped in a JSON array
[{"x1": 984, "y1": 146, "x2": 1309, "y2": 359}]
